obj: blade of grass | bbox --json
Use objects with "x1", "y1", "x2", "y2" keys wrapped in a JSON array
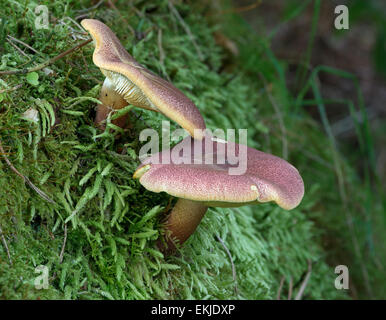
[
  {"x1": 310, "y1": 78, "x2": 373, "y2": 298},
  {"x1": 295, "y1": 0, "x2": 321, "y2": 90}
]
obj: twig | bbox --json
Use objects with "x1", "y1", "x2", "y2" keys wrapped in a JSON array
[
  {"x1": 276, "y1": 276, "x2": 285, "y2": 300},
  {"x1": 6, "y1": 38, "x2": 30, "y2": 58},
  {"x1": 287, "y1": 276, "x2": 293, "y2": 300},
  {"x1": 158, "y1": 28, "x2": 165, "y2": 66},
  {"x1": 0, "y1": 141, "x2": 56, "y2": 204},
  {"x1": 168, "y1": 1, "x2": 204, "y2": 61},
  {"x1": 59, "y1": 224, "x2": 67, "y2": 264},
  {"x1": 0, "y1": 84, "x2": 23, "y2": 94},
  {"x1": 0, "y1": 39, "x2": 92, "y2": 75},
  {"x1": 232, "y1": 0, "x2": 262, "y2": 13},
  {"x1": 58, "y1": 17, "x2": 90, "y2": 40},
  {"x1": 3, "y1": 39, "x2": 32, "y2": 70},
  {"x1": 157, "y1": 28, "x2": 171, "y2": 82},
  {"x1": 216, "y1": 234, "x2": 238, "y2": 295},
  {"x1": 209, "y1": 0, "x2": 262, "y2": 16},
  {"x1": 295, "y1": 260, "x2": 312, "y2": 300},
  {"x1": 0, "y1": 225, "x2": 12, "y2": 265},
  {"x1": 75, "y1": 0, "x2": 105, "y2": 15},
  {"x1": 74, "y1": 13, "x2": 90, "y2": 21},
  {"x1": 7, "y1": 35, "x2": 43, "y2": 56}
]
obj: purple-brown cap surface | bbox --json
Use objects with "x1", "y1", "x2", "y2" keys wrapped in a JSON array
[
  {"x1": 81, "y1": 19, "x2": 206, "y2": 139},
  {"x1": 134, "y1": 134, "x2": 305, "y2": 210}
]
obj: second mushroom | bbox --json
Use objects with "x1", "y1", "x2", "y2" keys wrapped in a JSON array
[
  {"x1": 134, "y1": 133, "x2": 305, "y2": 253},
  {"x1": 81, "y1": 19, "x2": 206, "y2": 139}
]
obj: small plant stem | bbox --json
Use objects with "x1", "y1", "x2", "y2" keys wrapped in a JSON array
[{"x1": 0, "y1": 39, "x2": 92, "y2": 75}]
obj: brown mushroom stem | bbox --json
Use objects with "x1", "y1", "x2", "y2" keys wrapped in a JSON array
[
  {"x1": 95, "y1": 78, "x2": 129, "y2": 130},
  {"x1": 160, "y1": 199, "x2": 208, "y2": 252}
]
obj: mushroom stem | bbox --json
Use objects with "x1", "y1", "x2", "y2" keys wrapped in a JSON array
[
  {"x1": 160, "y1": 198, "x2": 208, "y2": 252},
  {"x1": 95, "y1": 78, "x2": 129, "y2": 130}
]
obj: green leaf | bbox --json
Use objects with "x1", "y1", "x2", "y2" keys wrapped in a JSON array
[{"x1": 26, "y1": 72, "x2": 39, "y2": 86}]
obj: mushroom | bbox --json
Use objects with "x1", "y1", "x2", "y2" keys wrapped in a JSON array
[
  {"x1": 133, "y1": 134, "x2": 305, "y2": 253},
  {"x1": 81, "y1": 19, "x2": 206, "y2": 138}
]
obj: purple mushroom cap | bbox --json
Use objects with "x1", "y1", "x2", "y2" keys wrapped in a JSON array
[{"x1": 134, "y1": 134, "x2": 304, "y2": 210}]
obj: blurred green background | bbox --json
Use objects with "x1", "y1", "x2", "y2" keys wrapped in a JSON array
[{"x1": 232, "y1": 0, "x2": 386, "y2": 299}]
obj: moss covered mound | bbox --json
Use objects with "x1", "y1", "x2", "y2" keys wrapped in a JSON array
[{"x1": 1, "y1": 0, "x2": 383, "y2": 300}]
